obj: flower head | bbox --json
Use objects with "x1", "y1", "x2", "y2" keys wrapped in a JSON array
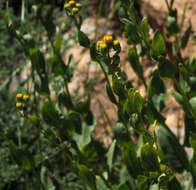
[
  {"x1": 16, "y1": 102, "x2": 22, "y2": 108},
  {"x1": 72, "y1": 7, "x2": 79, "y2": 13},
  {"x1": 104, "y1": 36, "x2": 113, "y2": 43},
  {"x1": 100, "y1": 43, "x2": 107, "y2": 50},
  {"x1": 76, "y1": 3, "x2": 82, "y2": 7},
  {"x1": 64, "y1": 3, "x2": 70, "y2": 8},
  {"x1": 16, "y1": 93, "x2": 23, "y2": 100},
  {"x1": 23, "y1": 95, "x2": 29, "y2": 101},
  {"x1": 113, "y1": 40, "x2": 119, "y2": 46},
  {"x1": 69, "y1": 0, "x2": 75, "y2": 5}
]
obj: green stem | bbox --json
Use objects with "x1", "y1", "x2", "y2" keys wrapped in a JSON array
[
  {"x1": 21, "y1": 0, "x2": 25, "y2": 22},
  {"x1": 165, "y1": 0, "x2": 170, "y2": 11},
  {"x1": 41, "y1": 15, "x2": 74, "y2": 109},
  {"x1": 99, "y1": 61, "x2": 117, "y2": 105},
  {"x1": 133, "y1": 45, "x2": 147, "y2": 90},
  {"x1": 17, "y1": 125, "x2": 22, "y2": 147},
  {"x1": 173, "y1": 78, "x2": 196, "y2": 120},
  {"x1": 64, "y1": 77, "x2": 74, "y2": 109},
  {"x1": 180, "y1": 0, "x2": 190, "y2": 29}
]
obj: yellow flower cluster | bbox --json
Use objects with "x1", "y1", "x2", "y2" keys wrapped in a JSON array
[
  {"x1": 96, "y1": 35, "x2": 121, "y2": 52},
  {"x1": 64, "y1": 0, "x2": 81, "y2": 14},
  {"x1": 16, "y1": 93, "x2": 29, "y2": 109}
]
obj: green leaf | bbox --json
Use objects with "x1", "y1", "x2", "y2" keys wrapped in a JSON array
[
  {"x1": 118, "y1": 183, "x2": 130, "y2": 190},
  {"x1": 123, "y1": 142, "x2": 141, "y2": 178},
  {"x1": 78, "y1": 30, "x2": 90, "y2": 48},
  {"x1": 123, "y1": 88, "x2": 145, "y2": 114},
  {"x1": 137, "y1": 175, "x2": 150, "y2": 190},
  {"x1": 140, "y1": 143, "x2": 160, "y2": 172},
  {"x1": 190, "y1": 97, "x2": 196, "y2": 112},
  {"x1": 169, "y1": 89, "x2": 191, "y2": 116},
  {"x1": 41, "y1": 101, "x2": 60, "y2": 127},
  {"x1": 184, "y1": 114, "x2": 196, "y2": 147},
  {"x1": 190, "y1": 153, "x2": 196, "y2": 187},
  {"x1": 147, "y1": 70, "x2": 166, "y2": 111},
  {"x1": 22, "y1": 35, "x2": 49, "y2": 94},
  {"x1": 75, "y1": 98, "x2": 93, "y2": 125},
  {"x1": 54, "y1": 36, "x2": 63, "y2": 53},
  {"x1": 112, "y1": 74, "x2": 125, "y2": 97},
  {"x1": 168, "y1": 176, "x2": 182, "y2": 190},
  {"x1": 166, "y1": 10, "x2": 179, "y2": 36},
  {"x1": 189, "y1": 132, "x2": 196, "y2": 152},
  {"x1": 141, "y1": 17, "x2": 150, "y2": 46},
  {"x1": 179, "y1": 68, "x2": 191, "y2": 93},
  {"x1": 78, "y1": 164, "x2": 97, "y2": 190},
  {"x1": 9, "y1": 141, "x2": 35, "y2": 171},
  {"x1": 81, "y1": 140, "x2": 106, "y2": 164},
  {"x1": 67, "y1": 54, "x2": 77, "y2": 82},
  {"x1": 49, "y1": 55, "x2": 67, "y2": 77},
  {"x1": 128, "y1": 47, "x2": 144, "y2": 80},
  {"x1": 144, "y1": 101, "x2": 166, "y2": 125},
  {"x1": 149, "y1": 184, "x2": 159, "y2": 190},
  {"x1": 90, "y1": 41, "x2": 99, "y2": 61},
  {"x1": 69, "y1": 112, "x2": 82, "y2": 134},
  {"x1": 107, "y1": 139, "x2": 116, "y2": 172},
  {"x1": 28, "y1": 115, "x2": 40, "y2": 126},
  {"x1": 157, "y1": 57, "x2": 176, "y2": 79},
  {"x1": 73, "y1": 121, "x2": 96, "y2": 150},
  {"x1": 106, "y1": 82, "x2": 117, "y2": 104},
  {"x1": 58, "y1": 91, "x2": 73, "y2": 110},
  {"x1": 157, "y1": 126, "x2": 189, "y2": 173},
  {"x1": 150, "y1": 31, "x2": 166, "y2": 61},
  {"x1": 41, "y1": 166, "x2": 55, "y2": 190},
  {"x1": 181, "y1": 23, "x2": 192, "y2": 49},
  {"x1": 113, "y1": 122, "x2": 130, "y2": 142},
  {"x1": 96, "y1": 176, "x2": 107, "y2": 190}
]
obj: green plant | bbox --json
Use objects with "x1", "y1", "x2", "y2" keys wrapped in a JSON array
[{"x1": 1, "y1": 0, "x2": 196, "y2": 189}]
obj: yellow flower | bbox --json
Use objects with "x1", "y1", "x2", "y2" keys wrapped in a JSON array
[
  {"x1": 23, "y1": 95, "x2": 29, "y2": 101},
  {"x1": 97, "y1": 40, "x2": 103, "y2": 45},
  {"x1": 76, "y1": 3, "x2": 82, "y2": 7},
  {"x1": 64, "y1": 3, "x2": 70, "y2": 8},
  {"x1": 100, "y1": 43, "x2": 107, "y2": 50},
  {"x1": 16, "y1": 93, "x2": 23, "y2": 100},
  {"x1": 69, "y1": 0, "x2": 75, "y2": 5},
  {"x1": 113, "y1": 40, "x2": 119, "y2": 46},
  {"x1": 16, "y1": 102, "x2": 22, "y2": 108},
  {"x1": 72, "y1": 7, "x2": 79, "y2": 13},
  {"x1": 104, "y1": 36, "x2": 113, "y2": 43}
]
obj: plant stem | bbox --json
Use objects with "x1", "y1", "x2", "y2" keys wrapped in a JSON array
[
  {"x1": 99, "y1": 61, "x2": 117, "y2": 105},
  {"x1": 64, "y1": 77, "x2": 74, "y2": 108},
  {"x1": 17, "y1": 125, "x2": 22, "y2": 147},
  {"x1": 165, "y1": 0, "x2": 170, "y2": 11},
  {"x1": 173, "y1": 78, "x2": 196, "y2": 121},
  {"x1": 180, "y1": 0, "x2": 190, "y2": 29}
]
